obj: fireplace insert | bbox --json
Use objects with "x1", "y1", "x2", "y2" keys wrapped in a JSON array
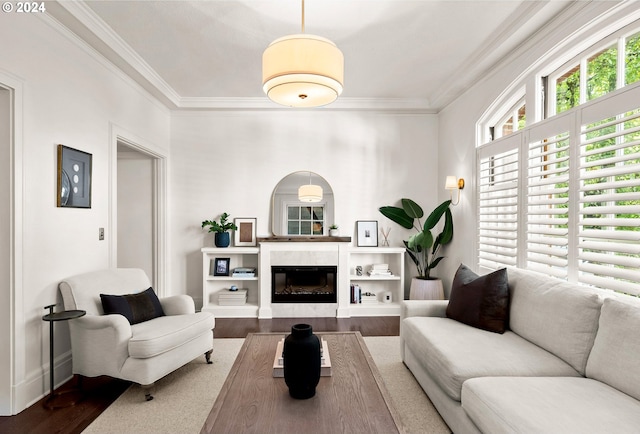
[{"x1": 271, "y1": 266, "x2": 337, "y2": 303}]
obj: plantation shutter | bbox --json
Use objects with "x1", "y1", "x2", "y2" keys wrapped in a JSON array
[
  {"x1": 477, "y1": 134, "x2": 520, "y2": 270},
  {"x1": 526, "y1": 131, "x2": 571, "y2": 278},
  {"x1": 577, "y1": 108, "x2": 640, "y2": 295}
]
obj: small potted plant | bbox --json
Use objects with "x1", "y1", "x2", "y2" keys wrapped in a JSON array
[
  {"x1": 202, "y1": 212, "x2": 238, "y2": 247},
  {"x1": 329, "y1": 224, "x2": 339, "y2": 236}
]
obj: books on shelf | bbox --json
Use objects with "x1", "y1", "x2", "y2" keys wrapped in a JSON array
[
  {"x1": 218, "y1": 288, "x2": 247, "y2": 306},
  {"x1": 231, "y1": 267, "x2": 256, "y2": 278},
  {"x1": 273, "y1": 338, "x2": 332, "y2": 377},
  {"x1": 367, "y1": 263, "x2": 393, "y2": 276},
  {"x1": 350, "y1": 284, "x2": 380, "y2": 304}
]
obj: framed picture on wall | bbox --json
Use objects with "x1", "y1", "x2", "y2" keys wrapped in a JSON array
[
  {"x1": 234, "y1": 218, "x2": 257, "y2": 246},
  {"x1": 356, "y1": 220, "x2": 378, "y2": 247},
  {"x1": 57, "y1": 144, "x2": 92, "y2": 208},
  {"x1": 213, "y1": 258, "x2": 231, "y2": 276}
]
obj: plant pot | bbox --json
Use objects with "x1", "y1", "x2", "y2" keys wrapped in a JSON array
[
  {"x1": 214, "y1": 232, "x2": 230, "y2": 248},
  {"x1": 329, "y1": 229, "x2": 339, "y2": 236},
  {"x1": 409, "y1": 277, "x2": 444, "y2": 300},
  {"x1": 283, "y1": 324, "x2": 321, "y2": 399}
]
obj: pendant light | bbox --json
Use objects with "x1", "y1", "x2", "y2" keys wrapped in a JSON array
[
  {"x1": 262, "y1": 0, "x2": 344, "y2": 107},
  {"x1": 298, "y1": 172, "x2": 323, "y2": 202}
]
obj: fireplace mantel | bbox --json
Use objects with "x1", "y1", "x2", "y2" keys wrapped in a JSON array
[{"x1": 258, "y1": 236, "x2": 351, "y2": 243}]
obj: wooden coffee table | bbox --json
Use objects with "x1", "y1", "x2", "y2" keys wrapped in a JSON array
[{"x1": 201, "y1": 331, "x2": 405, "y2": 433}]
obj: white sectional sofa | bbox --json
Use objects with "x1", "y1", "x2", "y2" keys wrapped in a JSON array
[{"x1": 400, "y1": 267, "x2": 640, "y2": 434}]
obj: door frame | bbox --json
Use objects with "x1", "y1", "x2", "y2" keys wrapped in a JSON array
[
  {"x1": 1, "y1": 71, "x2": 24, "y2": 416},
  {"x1": 109, "y1": 124, "x2": 167, "y2": 296}
]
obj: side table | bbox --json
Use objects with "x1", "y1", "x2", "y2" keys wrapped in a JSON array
[{"x1": 42, "y1": 304, "x2": 86, "y2": 409}]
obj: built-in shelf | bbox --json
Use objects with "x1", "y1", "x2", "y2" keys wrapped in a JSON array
[{"x1": 201, "y1": 244, "x2": 405, "y2": 319}]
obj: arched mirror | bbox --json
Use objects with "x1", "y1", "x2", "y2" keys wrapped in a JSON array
[{"x1": 271, "y1": 172, "x2": 334, "y2": 236}]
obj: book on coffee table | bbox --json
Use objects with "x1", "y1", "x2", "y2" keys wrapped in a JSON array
[{"x1": 272, "y1": 338, "x2": 332, "y2": 377}]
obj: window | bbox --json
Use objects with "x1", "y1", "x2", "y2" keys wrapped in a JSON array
[
  {"x1": 478, "y1": 136, "x2": 520, "y2": 270},
  {"x1": 577, "y1": 109, "x2": 640, "y2": 294},
  {"x1": 287, "y1": 205, "x2": 324, "y2": 235},
  {"x1": 549, "y1": 28, "x2": 640, "y2": 117},
  {"x1": 491, "y1": 99, "x2": 526, "y2": 141},
  {"x1": 477, "y1": 86, "x2": 640, "y2": 296}
]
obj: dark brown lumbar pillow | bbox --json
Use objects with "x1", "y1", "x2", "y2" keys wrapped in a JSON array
[
  {"x1": 446, "y1": 264, "x2": 510, "y2": 333},
  {"x1": 100, "y1": 287, "x2": 165, "y2": 325}
]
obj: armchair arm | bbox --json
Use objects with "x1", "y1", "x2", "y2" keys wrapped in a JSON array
[
  {"x1": 160, "y1": 295, "x2": 195, "y2": 316},
  {"x1": 68, "y1": 314, "x2": 132, "y2": 378}
]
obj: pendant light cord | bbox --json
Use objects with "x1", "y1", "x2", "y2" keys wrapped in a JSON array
[{"x1": 301, "y1": 0, "x2": 305, "y2": 33}]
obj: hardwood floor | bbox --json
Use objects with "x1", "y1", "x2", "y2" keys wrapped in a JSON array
[{"x1": 0, "y1": 316, "x2": 399, "y2": 434}]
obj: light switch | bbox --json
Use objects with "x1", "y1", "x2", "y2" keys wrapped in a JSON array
[{"x1": 99, "y1": 227, "x2": 104, "y2": 240}]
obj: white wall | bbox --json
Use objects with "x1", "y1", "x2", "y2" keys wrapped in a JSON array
[
  {"x1": 170, "y1": 111, "x2": 439, "y2": 305},
  {"x1": 0, "y1": 13, "x2": 170, "y2": 413},
  {"x1": 0, "y1": 86, "x2": 11, "y2": 413}
]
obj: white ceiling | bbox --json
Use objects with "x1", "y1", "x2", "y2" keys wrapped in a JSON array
[{"x1": 48, "y1": 0, "x2": 576, "y2": 110}]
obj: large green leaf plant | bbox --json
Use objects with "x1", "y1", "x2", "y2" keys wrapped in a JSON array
[{"x1": 379, "y1": 199, "x2": 453, "y2": 279}]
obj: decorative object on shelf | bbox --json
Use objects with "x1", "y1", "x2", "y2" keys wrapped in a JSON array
[
  {"x1": 355, "y1": 265, "x2": 363, "y2": 276},
  {"x1": 329, "y1": 224, "x2": 339, "y2": 236},
  {"x1": 262, "y1": 0, "x2": 344, "y2": 108},
  {"x1": 42, "y1": 304, "x2": 86, "y2": 409},
  {"x1": 283, "y1": 323, "x2": 321, "y2": 399},
  {"x1": 234, "y1": 217, "x2": 257, "y2": 246},
  {"x1": 202, "y1": 212, "x2": 238, "y2": 247},
  {"x1": 356, "y1": 220, "x2": 379, "y2": 247},
  {"x1": 231, "y1": 267, "x2": 256, "y2": 278},
  {"x1": 383, "y1": 291, "x2": 392, "y2": 303},
  {"x1": 213, "y1": 258, "x2": 231, "y2": 276},
  {"x1": 57, "y1": 144, "x2": 92, "y2": 208},
  {"x1": 445, "y1": 176, "x2": 465, "y2": 205},
  {"x1": 379, "y1": 199, "x2": 453, "y2": 280},
  {"x1": 298, "y1": 171, "x2": 323, "y2": 202},
  {"x1": 380, "y1": 226, "x2": 391, "y2": 247}
]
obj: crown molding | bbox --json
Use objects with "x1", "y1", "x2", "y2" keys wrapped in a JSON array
[
  {"x1": 176, "y1": 96, "x2": 435, "y2": 112},
  {"x1": 56, "y1": 0, "x2": 181, "y2": 107}
]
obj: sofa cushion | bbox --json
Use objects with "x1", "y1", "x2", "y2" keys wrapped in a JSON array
[
  {"x1": 100, "y1": 287, "x2": 165, "y2": 325},
  {"x1": 462, "y1": 376, "x2": 640, "y2": 434},
  {"x1": 586, "y1": 297, "x2": 640, "y2": 401},
  {"x1": 446, "y1": 264, "x2": 509, "y2": 333},
  {"x1": 507, "y1": 268, "x2": 602, "y2": 375},
  {"x1": 128, "y1": 311, "x2": 214, "y2": 359},
  {"x1": 402, "y1": 316, "x2": 580, "y2": 401}
]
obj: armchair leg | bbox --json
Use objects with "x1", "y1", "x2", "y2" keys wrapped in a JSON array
[
  {"x1": 142, "y1": 383, "x2": 154, "y2": 401},
  {"x1": 205, "y1": 350, "x2": 213, "y2": 364}
]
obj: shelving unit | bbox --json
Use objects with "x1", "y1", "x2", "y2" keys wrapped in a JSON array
[
  {"x1": 201, "y1": 247, "x2": 259, "y2": 318},
  {"x1": 348, "y1": 247, "x2": 405, "y2": 316}
]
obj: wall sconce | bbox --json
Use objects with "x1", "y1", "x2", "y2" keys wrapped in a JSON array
[{"x1": 445, "y1": 176, "x2": 465, "y2": 205}]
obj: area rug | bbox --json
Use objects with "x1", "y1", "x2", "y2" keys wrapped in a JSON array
[{"x1": 82, "y1": 336, "x2": 450, "y2": 434}]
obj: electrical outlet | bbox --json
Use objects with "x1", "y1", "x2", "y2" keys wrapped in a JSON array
[{"x1": 99, "y1": 228, "x2": 104, "y2": 240}]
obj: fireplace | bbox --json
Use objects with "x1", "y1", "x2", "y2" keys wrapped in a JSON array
[{"x1": 271, "y1": 266, "x2": 337, "y2": 303}]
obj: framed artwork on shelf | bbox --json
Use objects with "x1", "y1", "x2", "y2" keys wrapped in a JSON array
[
  {"x1": 213, "y1": 258, "x2": 231, "y2": 276},
  {"x1": 57, "y1": 144, "x2": 92, "y2": 208},
  {"x1": 234, "y1": 218, "x2": 257, "y2": 246},
  {"x1": 356, "y1": 220, "x2": 378, "y2": 247}
]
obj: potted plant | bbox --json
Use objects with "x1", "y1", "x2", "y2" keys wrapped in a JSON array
[
  {"x1": 202, "y1": 212, "x2": 238, "y2": 247},
  {"x1": 379, "y1": 199, "x2": 453, "y2": 299},
  {"x1": 329, "y1": 224, "x2": 339, "y2": 236}
]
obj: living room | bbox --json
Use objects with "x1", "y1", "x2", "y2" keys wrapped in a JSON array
[{"x1": 1, "y1": 1, "x2": 640, "y2": 431}]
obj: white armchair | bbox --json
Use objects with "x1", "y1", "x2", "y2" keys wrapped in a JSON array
[{"x1": 59, "y1": 268, "x2": 215, "y2": 401}]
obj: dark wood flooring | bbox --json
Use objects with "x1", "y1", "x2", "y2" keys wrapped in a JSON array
[{"x1": 0, "y1": 316, "x2": 399, "y2": 434}]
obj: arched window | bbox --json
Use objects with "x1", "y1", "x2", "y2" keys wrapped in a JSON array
[{"x1": 477, "y1": 19, "x2": 640, "y2": 297}]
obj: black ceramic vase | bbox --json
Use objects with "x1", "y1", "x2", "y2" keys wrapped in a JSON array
[{"x1": 283, "y1": 323, "x2": 321, "y2": 399}]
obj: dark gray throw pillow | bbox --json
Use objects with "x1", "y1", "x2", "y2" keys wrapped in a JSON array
[
  {"x1": 100, "y1": 287, "x2": 165, "y2": 325},
  {"x1": 446, "y1": 264, "x2": 510, "y2": 333}
]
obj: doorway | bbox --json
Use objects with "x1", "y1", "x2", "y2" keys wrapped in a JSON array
[{"x1": 115, "y1": 139, "x2": 164, "y2": 291}]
